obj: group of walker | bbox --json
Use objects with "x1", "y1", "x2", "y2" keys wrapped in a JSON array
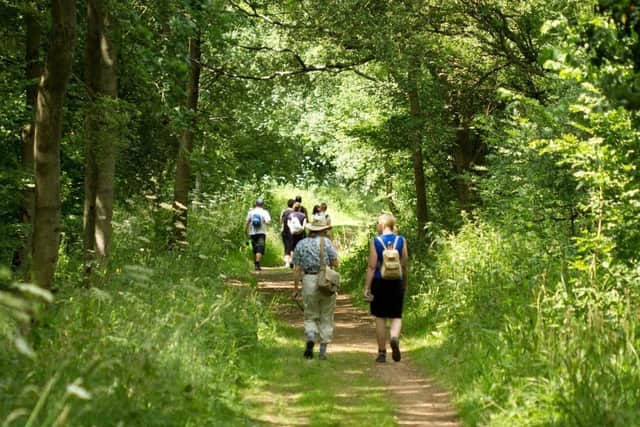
[{"x1": 245, "y1": 198, "x2": 408, "y2": 363}]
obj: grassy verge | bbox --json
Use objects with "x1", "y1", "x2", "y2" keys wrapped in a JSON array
[
  {"x1": 401, "y1": 221, "x2": 640, "y2": 427},
  {"x1": 1, "y1": 199, "x2": 264, "y2": 426}
]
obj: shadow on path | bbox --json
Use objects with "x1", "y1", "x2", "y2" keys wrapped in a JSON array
[{"x1": 254, "y1": 267, "x2": 460, "y2": 427}]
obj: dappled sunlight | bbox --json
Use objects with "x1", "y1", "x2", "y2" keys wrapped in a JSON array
[
  {"x1": 248, "y1": 266, "x2": 461, "y2": 426},
  {"x1": 226, "y1": 279, "x2": 247, "y2": 288}
]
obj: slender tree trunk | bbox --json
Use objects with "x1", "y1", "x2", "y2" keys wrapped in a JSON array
[
  {"x1": 453, "y1": 125, "x2": 485, "y2": 212},
  {"x1": 13, "y1": 6, "x2": 42, "y2": 275},
  {"x1": 407, "y1": 57, "x2": 428, "y2": 240},
  {"x1": 83, "y1": 0, "x2": 118, "y2": 280},
  {"x1": 32, "y1": 0, "x2": 76, "y2": 289},
  {"x1": 173, "y1": 34, "x2": 201, "y2": 246},
  {"x1": 384, "y1": 165, "x2": 398, "y2": 215}
]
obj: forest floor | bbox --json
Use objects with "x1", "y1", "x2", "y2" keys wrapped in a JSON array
[{"x1": 250, "y1": 267, "x2": 460, "y2": 426}]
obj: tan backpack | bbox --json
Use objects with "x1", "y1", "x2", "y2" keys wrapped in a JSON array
[{"x1": 376, "y1": 235, "x2": 402, "y2": 280}]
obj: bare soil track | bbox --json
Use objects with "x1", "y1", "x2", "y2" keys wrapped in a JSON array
[{"x1": 256, "y1": 267, "x2": 460, "y2": 427}]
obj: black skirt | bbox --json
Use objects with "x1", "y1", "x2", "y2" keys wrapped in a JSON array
[{"x1": 370, "y1": 277, "x2": 405, "y2": 318}]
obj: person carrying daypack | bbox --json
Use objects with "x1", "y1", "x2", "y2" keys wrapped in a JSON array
[
  {"x1": 291, "y1": 216, "x2": 338, "y2": 360},
  {"x1": 363, "y1": 213, "x2": 408, "y2": 363},
  {"x1": 286, "y1": 202, "x2": 307, "y2": 267},
  {"x1": 320, "y1": 202, "x2": 331, "y2": 226},
  {"x1": 245, "y1": 198, "x2": 272, "y2": 271},
  {"x1": 280, "y1": 199, "x2": 295, "y2": 267},
  {"x1": 295, "y1": 195, "x2": 309, "y2": 222},
  {"x1": 376, "y1": 235, "x2": 402, "y2": 279},
  {"x1": 288, "y1": 214, "x2": 305, "y2": 236}
]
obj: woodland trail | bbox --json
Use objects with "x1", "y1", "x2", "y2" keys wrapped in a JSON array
[{"x1": 254, "y1": 267, "x2": 460, "y2": 427}]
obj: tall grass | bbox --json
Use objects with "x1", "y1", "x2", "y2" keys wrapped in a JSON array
[
  {"x1": 404, "y1": 220, "x2": 640, "y2": 426},
  {"x1": 0, "y1": 192, "x2": 272, "y2": 426}
]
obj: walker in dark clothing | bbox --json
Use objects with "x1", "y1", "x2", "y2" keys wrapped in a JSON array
[
  {"x1": 370, "y1": 278, "x2": 404, "y2": 318},
  {"x1": 369, "y1": 234, "x2": 406, "y2": 319}
]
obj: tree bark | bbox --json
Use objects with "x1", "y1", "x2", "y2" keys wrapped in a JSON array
[
  {"x1": 385, "y1": 175, "x2": 398, "y2": 215},
  {"x1": 13, "y1": 6, "x2": 42, "y2": 275},
  {"x1": 453, "y1": 125, "x2": 485, "y2": 212},
  {"x1": 32, "y1": 0, "x2": 76, "y2": 289},
  {"x1": 173, "y1": 34, "x2": 201, "y2": 246},
  {"x1": 407, "y1": 56, "x2": 428, "y2": 240},
  {"x1": 83, "y1": 0, "x2": 118, "y2": 280}
]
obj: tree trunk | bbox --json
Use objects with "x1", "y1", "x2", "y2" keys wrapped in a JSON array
[
  {"x1": 383, "y1": 161, "x2": 398, "y2": 215},
  {"x1": 385, "y1": 175, "x2": 398, "y2": 215},
  {"x1": 173, "y1": 35, "x2": 201, "y2": 246},
  {"x1": 83, "y1": 0, "x2": 118, "y2": 280},
  {"x1": 452, "y1": 125, "x2": 485, "y2": 212},
  {"x1": 13, "y1": 7, "x2": 42, "y2": 275},
  {"x1": 32, "y1": 0, "x2": 76, "y2": 289},
  {"x1": 407, "y1": 57, "x2": 428, "y2": 240}
]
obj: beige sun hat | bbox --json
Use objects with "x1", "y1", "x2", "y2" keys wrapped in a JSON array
[{"x1": 306, "y1": 216, "x2": 332, "y2": 232}]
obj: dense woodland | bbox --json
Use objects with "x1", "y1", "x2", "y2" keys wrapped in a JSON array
[{"x1": 1, "y1": 0, "x2": 639, "y2": 425}]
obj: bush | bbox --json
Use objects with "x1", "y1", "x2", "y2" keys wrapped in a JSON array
[
  {"x1": 0, "y1": 190, "x2": 273, "y2": 426},
  {"x1": 406, "y1": 220, "x2": 640, "y2": 426}
]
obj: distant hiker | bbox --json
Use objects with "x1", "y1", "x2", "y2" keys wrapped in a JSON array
[
  {"x1": 245, "y1": 198, "x2": 272, "y2": 271},
  {"x1": 320, "y1": 202, "x2": 331, "y2": 226},
  {"x1": 295, "y1": 195, "x2": 309, "y2": 221},
  {"x1": 286, "y1": 202, "x2": 307, "y2": 265},
  {"x1": 363, "y1": 213, "x2": 408, "y2": 363},
  {"x1": 292, "y1": 217, "x2": 339, "y2": 360},
  {"x1": 280, "y1": 198, "x2": 295, "y2": 267},
  {"x1": 312, "y1": 204, "x2": 322, "y2": 219}
]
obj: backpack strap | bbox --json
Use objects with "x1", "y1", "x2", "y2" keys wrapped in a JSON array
[
  {"x1": 375, "y1": 236, "x2": 386, "y2": 250},
  {"x1": 319, "y1": 236, "x2": 326, "y2": 267},
  {"x1": 392, "y1": 235, "x2": 399, "y2": 250}
]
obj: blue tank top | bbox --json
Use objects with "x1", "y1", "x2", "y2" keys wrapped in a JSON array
[{"x1": 373, "y1": 233, "x2": 404, "y2": 280}]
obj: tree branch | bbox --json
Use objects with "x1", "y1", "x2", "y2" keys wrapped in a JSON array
[
  {"x1": 233, "y1": 44, "x2": 307, "y2": 68},
  {"x1": 228, "y1": 0, "x2": 343, "y2": 39},
  {"x1": 199, "y1": 56, "x2": 374, "y2": 81}
]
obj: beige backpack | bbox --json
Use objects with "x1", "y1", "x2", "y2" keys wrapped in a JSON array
[{"x1": 376, "y1": 235, "x2": 402, "y2": 280}]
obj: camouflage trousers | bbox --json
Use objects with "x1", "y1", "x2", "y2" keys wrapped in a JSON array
[{"x1": 301, "y1": 273, "x2": 336, "y2": 343}]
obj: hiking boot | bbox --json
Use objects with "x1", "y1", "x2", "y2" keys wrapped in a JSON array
[
  {"x1": 390, "y1": 337, "x2": 401, "y2": 362},
  {"x1": 254, "y1": 262, "x2": 261, "y2": 271},
  {"x1": 319, "y1": 343, "x2": 327, "y2": 360},
  {"x1": 375, "y1": 351, "x2": 386, "y2": 363},
  {"x1": 303, "y1": 340, "x2": 314, "y2": 359}
]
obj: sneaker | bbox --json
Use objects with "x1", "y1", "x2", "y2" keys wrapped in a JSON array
[
  {"x1": 375, "y1": 351, "x2": 386, "y2": 363},
  {"x1": 390, "y1": 337, "x2": 401, "y2": 362},
  {"x1": 303, "y1": 340, "x2": 314, "y2": 359},
  {"x1": 318, "y1": 352, "x2": 327, "y2": 361}
]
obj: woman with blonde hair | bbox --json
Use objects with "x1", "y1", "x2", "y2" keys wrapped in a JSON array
[{"x1": 364, "y1": 213, "x2": 408, "y2": 363}]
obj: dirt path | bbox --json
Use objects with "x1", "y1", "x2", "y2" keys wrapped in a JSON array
[{"x1": 256, "y1": 267, "x2": 460, "y2": 427}]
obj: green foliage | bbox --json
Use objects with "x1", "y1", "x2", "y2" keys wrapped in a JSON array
[
  {"x1": 0, "y1": 195, "x2": 267, "y2": 426},
  {"x1": 406, "y1": 220, "x2": 640, "y2": 426},
  {"x1": 3, "y1": 0, "x2": 640, "y2": 425},
  {"x1": 0, "y1": 267, "x2": 53, "y2": 359},
  {"x1": 0, "y1": 4, "x2": 28, "y2": 268},
  {"x1": 402, "y1": 5, "x2": 640, "y2": 425}
]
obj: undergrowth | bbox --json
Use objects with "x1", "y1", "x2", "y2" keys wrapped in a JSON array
[
  {"x1": 0, "y1": 191, "x2": 272, "y2": 426},
  {"x1": 403, "y1": 220, "x2": 640, "y2": 427},
  {"x1": 1, "y1": 185, "x2": 388, "y2": 426}
]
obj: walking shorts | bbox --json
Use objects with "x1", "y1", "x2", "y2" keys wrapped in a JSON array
[{"x1": 251, "y1": 234, "x2": 266, "y2": 254}]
